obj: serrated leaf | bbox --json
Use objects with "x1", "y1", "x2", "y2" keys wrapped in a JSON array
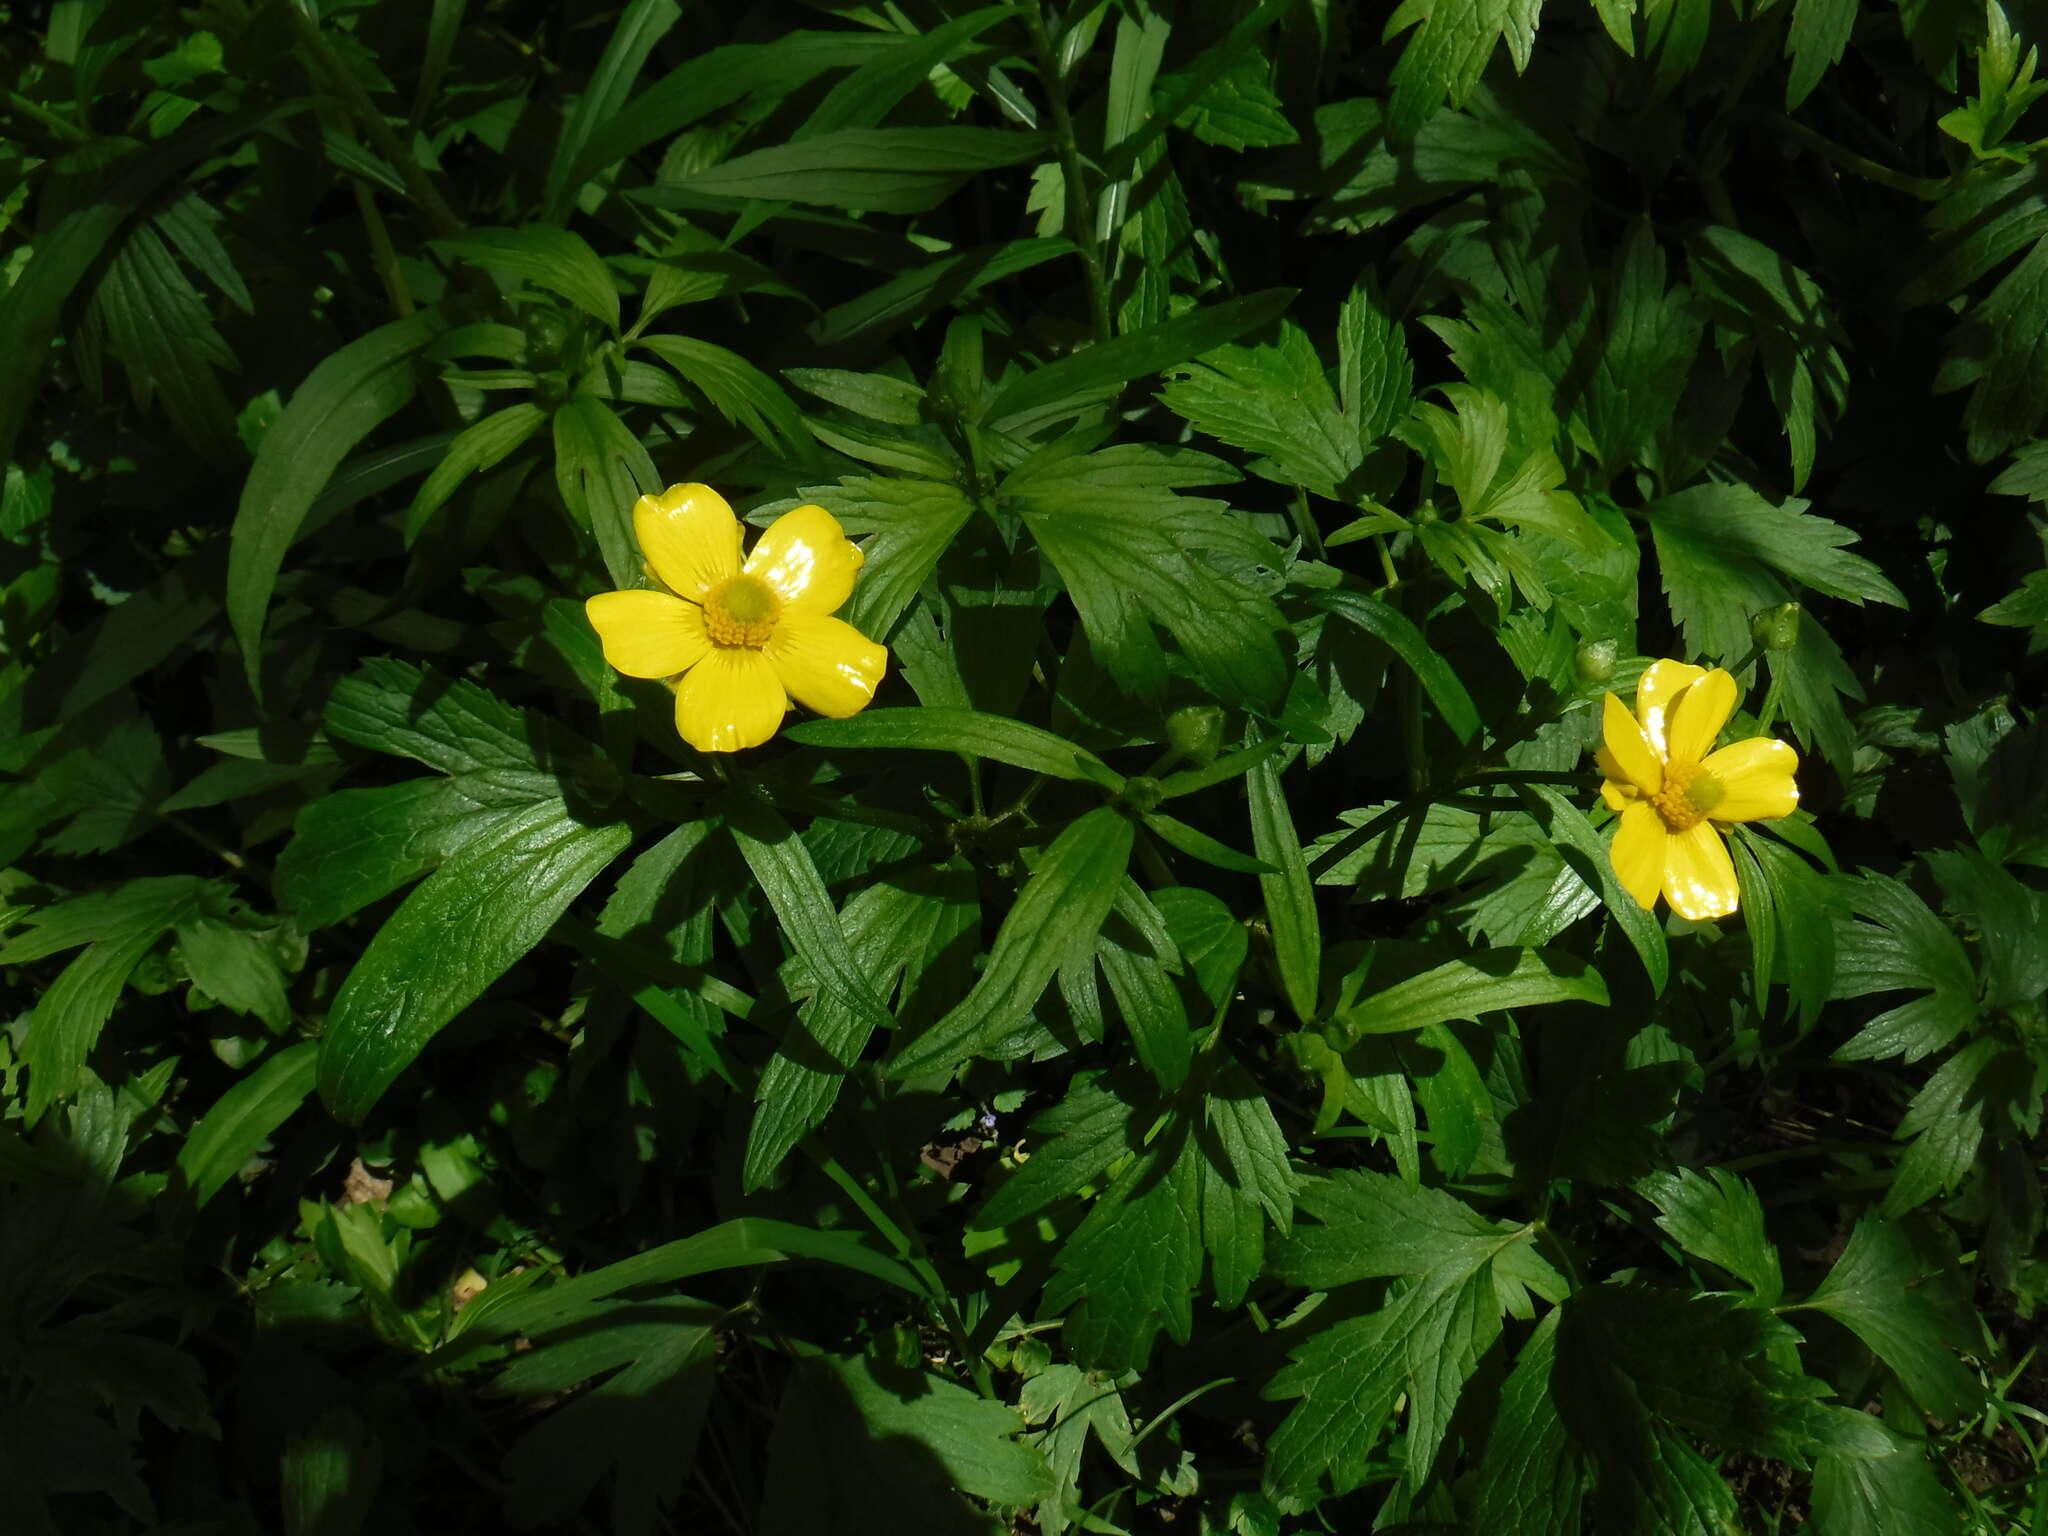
[
  {"x1": 1799, "y1": 1216, "x2": 1978, "y2": 1420},
  {"x1": 1472, "y1": 1315, "x2": 1586, "y2": 1536},
  {"x1": 888, "y1": 807, "x2": 1134, "y2": 1079},
  {"x1": 553, "y1": 394, "x2": 659, "y2": 587},
  {"x1": 989, "y1": 287, "x2": 1298, "y2": 421},
  {"x1": 1006, "y1": 444, "x2": 1288, "y2": 706},
  {"x1": 1831, "y1": 873, "x2": 1978, "y2": 1064},
  {"x1": 1638, "y1": 1167, "x2": 1784, "y2": 1304},
  {"x1": 635, "y1": 334, "x2": 806, "y2": 455},
  {"x1": 435, "y1": 226, "x2": 621, "y2": 331},
  {"x1": 1160, "y1": 321, "x2": 1368, "y2": 497},
  {"x1": 1043, "y1": 1126, "x2": 1204, "y2": 1373}
]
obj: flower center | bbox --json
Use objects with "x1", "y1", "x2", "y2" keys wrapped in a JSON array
[
  {"x1": 1651, "y1": 762, "x2": 1725, "y2": 832},
  {"x1": 703, "y1": 574, "x2": 780, "y2": 649}
]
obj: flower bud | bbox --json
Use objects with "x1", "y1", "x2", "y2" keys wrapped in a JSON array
[
  {"x1": 1573, "y1": 639, "x2": 1618, "y2": 686},
  {"x1": 1753, "y1": 602, "x2": 1802, "y2": 651},
  {"x1": 1164, "y1": 703, "x2": 1225, "y2": 766}
]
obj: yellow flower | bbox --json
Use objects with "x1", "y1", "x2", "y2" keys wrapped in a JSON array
[
  {"x1": 585, "y1": 483, "x2": 887, "y2": 753},
  {"x1": 1596, "y1": 659, "x2": 1800, "y2": 921}
]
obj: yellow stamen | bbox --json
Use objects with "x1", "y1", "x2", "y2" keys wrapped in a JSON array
[
  {"x1": 1650, "y1": 762, "x2": 1725, "y2": 831},
  {"x1": 703, "y1": 574, "x2": 781, "y2": 649}
]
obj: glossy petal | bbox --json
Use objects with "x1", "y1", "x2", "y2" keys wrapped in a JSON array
[
  {"x1": 766, "y1": 610, "x2": 887, "y2": 718},
  {"x1": 1702, "y1": 737, "x2": 1800, "y2": 822},
  {"x1": 673, "y1": 647, "x2": 787, "y2": 753},
  {"x1": 744, "y1": 503, "x2": 863, "y2": 614},
  {"x1": 1662, "y1": 821, "x2": 1739, "y2": 921},
  {"x1": 1609, "y1": 800, "x2": 1666, "y2": 911},
  {"x1": 585, "y1": 589, "x2": 710, "y2": 679},
  {"x1": 1595, "y1": 747, "x2": 1641, "y2": 811},
  {"x1": 635, "y1": 482, "x2": 742, "y2": 601},
  {"x1": 1601, "y1": 692, "x2": 1663, "y2": 796},
  {"x1": 1634, "y1": 659, "x2": 1707, "y2": 758},
  {"x1": 1665, "y1": 667, "x2": 1738, "y2": 767}
]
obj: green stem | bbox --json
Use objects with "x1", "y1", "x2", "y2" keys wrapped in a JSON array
[
  {"x1": 289, "y1": 5, "x2": 466, "y2": 240},
  {"x1": 5, "y1": 90, "x2": 92, "y2": 146},
  {"x1": 1024, "y1": 4, "x2": 1114, "y2": 345},
  {"x1": 351, "y1": 179, "x2": 415, "y2": 317},
  {"x1": 1769, "y1": 116, "x2": 1953, "y2": 201}
]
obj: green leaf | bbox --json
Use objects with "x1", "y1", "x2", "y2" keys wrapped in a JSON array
[
  {"x1": 1160, "y1": 321, "x2": 1369, "y2": 498},
  {"x1": 0, "y1": 104, "x2": 268, "y2": 467},
  {"x1": 282, "y1": 1408, "x2": 383, "y2": 1536},
  {"x1": 1637, "y1": 1167, "x2": 1783, "y2": 1304},
  {"x1": 813, "y1": 238, "x2": 1079, "y2": 348},
  {"x1": 1331, "y1": 946, "x2": 1607, "y2": 1041},
  {"x1": 1153, "y1": 885, "x2": 1249, "y2": 1009},
  {"x1": 1798, "y1": 1216, "x2": 1978, "y2": 1421},
  {"x1": 634, "y1": 334, "x2": 806, "y2": 455},
  {"x1": 1519, "y1": 784, "x2": 1673, "y2": 993},
  {"x1": 6, "y1": 876, "x2": 210, "y2": 1123},
  {"x1": 1315, "y1": 588, "x2": 1481, "y2": 743},
  {"x1": 323, "y1": 658, "x2": 593, "y2": 781},
  {"x1": 1785, "y1": 0, "x2": 1856, "y2": 107},
  {"x1": 174, "y1": 917, "x2": 289, "y2": 1031},
  {"x1": 1247, "y1": 754, "x2": 1321, "y2": 1024},
  {"x1": 1811, "y1": 1428, "x2": 1957, "y2": 1536},
  {"x1": 227, "y1": 307, "x2": 447, "y2": 692},
  {"x1": 812, "y1": 476, "x2": 977, "y2": 637},
  {"x1": 1979, "y1": 568, "x2": 2048, "y2": 632},
  {"x1": 1336, "y1": 280, "x2": 1415, "y2": 446},
  {"x1": 1267, "y1": 1170, "x2": 1563, "y2": 1504},
  {"x1": 451, "y1": 1218, "x2": 923, "y2": 1354},
  {"x1": 275, "y1": 780, "x2": 480, "y2": 929},
  {"x1": 759, "y1": 1353, "x2": 1054, "y2": 1534},
  {"x1": 1472, "y1": 1316, "x2": 1586, "y2": 1536},
  {"x1": 989, "y1": 287, "x2": 1297, "y2": 421},
  {"x1": 1006, "y1": 443, "x2": 1288, "y2": 706},
  {"x1": 745, "y1": 861, "x2": 977, "y2": 1190},
  {"x1": 784, "y1": 706, "x2": 1117, "y2": 783},
  {"x1": 175, "y1": 1041, "x2": 319, "y2": 1207},
  {"x1": 888, "y1": 807, "x2": 1134, "y2": 1079},
  {"x1": 437, "y1": 226, "x2": 622, "y2": 331},
  {"x1": 648, "y1": 127, "x2": 1045, "y2": 214},
  {"x1": 1882, "y1": 1034, "x2": 2008, "y2": 1218},
  {"x1": 1830, "y1": 873, "x2": 1978, "y2": 1064},
  {"x1": 1553, "y1": 1286, "x2": 1769, "y2": 1533},
  {"x1": 1649, "y1": 482, "x2": 1904, "y2": 614},
  {"x1": 541, "y1": 0, "x2": 684, "y2": 222},
  {"x1": 317, "y1": 799, "x2": 631, "y2": 1124},
  {"x1": 403, "y1": 402, "x2": 548, "y2": 543},
  {"x1": 1383, "y1": 0, "x2": 1544, "y2": 139},
  {"x1": 725, "y1": 795, "x2": 898, "y2": 1043},
  {"x1": 1043, "y1": 1126, "x2": 1205, "y2": 1373},
  {"x1": 973, "y1": 1076, "x2": 1139, "y2": 1231},
  {"x1": 553, "y1": 395, "x2": 659, "y2": 587}
]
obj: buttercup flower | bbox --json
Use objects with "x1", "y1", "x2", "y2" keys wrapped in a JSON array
[
  {"x1": 585, "y1": 483, "x2": 886, "y2": 752},
  {"x1": 1596, "y1": 659, "x2": 1800, "y2": 921}
]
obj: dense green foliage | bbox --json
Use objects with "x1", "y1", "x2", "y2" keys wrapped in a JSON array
[{"x1": 3, "y1": 0, "x2": 2047, "y2": 1531}]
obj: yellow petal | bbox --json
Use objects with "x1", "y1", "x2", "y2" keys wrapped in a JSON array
[
  {"x1": 585, "y1": 590, "x2": 710, "y2": 679},
  {"x1": 635, "y1": 482, "x2": 742, "y2": 601},
  {"x1": 1665, "y1": 668, "x2": 1738, "y2": 767},
  {"x1": 1601, "y1": 692, "x2": 1663, "y2": 796},
  {"x1": 766, "y1": 610, "x2": 888, "y2": 718},
  {"x1": 1634, "y1": 659, "x2": 1707, "y2": 757},
  {"x1": 1609, "y1": 800, "x2": 1666, "y2": 911},
  {"x1": 1662, "y1": 821, "x2": 1739, "y2": 921},
  {"x1": 1600, "y1": 777, "x2": 1635, "y2": 813},
  {"x1": 744, "y1": 503, "x2": 863, "y2": 614},
  {"x1": 1702, "y1": 737, "x2": 1800, "y2": 822},
  {"x1": 673, "y1": 647, "x2": 787, "y2": 752}
]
